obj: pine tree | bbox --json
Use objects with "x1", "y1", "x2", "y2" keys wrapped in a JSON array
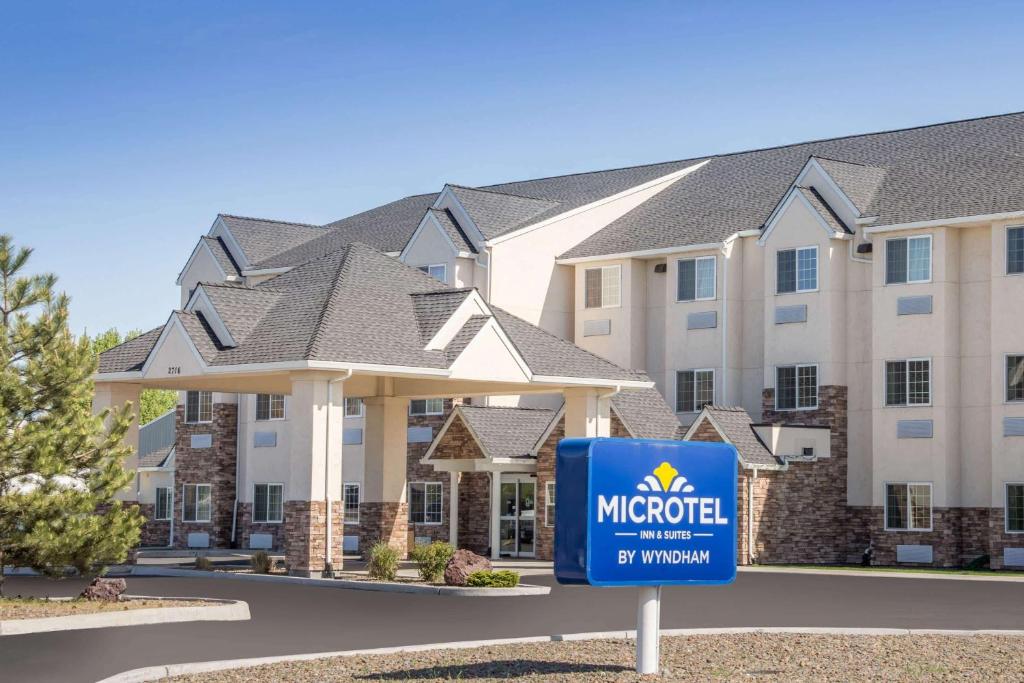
[{"x1": 0, "y1": 235, "x2": 142, "y2": 595}]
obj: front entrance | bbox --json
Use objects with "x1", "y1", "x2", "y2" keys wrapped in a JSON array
[{"x1": 498, "y1": 475, "x2": 535, "y2": 558}]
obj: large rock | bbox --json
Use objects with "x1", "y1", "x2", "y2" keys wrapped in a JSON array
[
  {"x1": 80, "y1": 577, "x2": 127, "y2": 602},
  {"x1": 444, "y1": 549, "x2": 491, "y2": 586}
]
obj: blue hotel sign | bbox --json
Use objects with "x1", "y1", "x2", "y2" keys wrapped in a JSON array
[{"x1": 555, "y1": 438, "x2": 738, "y2": 586}]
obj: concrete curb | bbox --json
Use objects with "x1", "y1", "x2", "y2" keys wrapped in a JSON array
[
  {"x1": 128, "y1": 565, "x2": 550, "y2": 596},
  {"x1": 738, "y1": 566, "x2": 1024, "y2": 582},
  {"x1": 96, "y1": 626, "x2": 1024, "y2": 683},
  {"x1": 0, "y1": 596, "x2": 249, "y2": 636}
]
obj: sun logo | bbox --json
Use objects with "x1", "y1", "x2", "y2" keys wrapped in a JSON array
[{"x1": 636, "y1": 461, "x2": 695, "y2": 493}]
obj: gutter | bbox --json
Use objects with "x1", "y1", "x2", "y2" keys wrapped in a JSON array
[
  {"x1": 748, "y1": 468, "x2": 758, "y2": 564},
  {"x1": 720, "y1": 240, "x2": 730, "y2": 405}
]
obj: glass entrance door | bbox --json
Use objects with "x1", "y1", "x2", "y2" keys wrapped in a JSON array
[{"x1": 498, "y1": 476, "x2": 536, "y2": 558}]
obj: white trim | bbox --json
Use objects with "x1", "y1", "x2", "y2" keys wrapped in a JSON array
[
  {"x1": 884, "y1": 234, "x2": 933, "y2": 285},
  {"x1": 420, "y1": 409, "x2": 463, "y2": 462},
  {"x1": 759, "y1": 188, "x2": 844, "y2": 246},
  {"x1": 674, "y1": 368, "x2": 715, "y2": 414},
  {"x1": 408, "y1": 481, "x2": 444, "y2": 525},
  {"x1": 608, "y1": 403, "x2": 635, "y2": 438},
  {"x1": 208, "y1": 216, "x2": 252, "y2": 271},
  {"x1": 531, "y1": 376, "x2": 652, "y2": 389},
  {"x1": 432, "y1": 186, "x2": 488, "y2": 244},
  {"x1": 239, "y1": 266, "x2": 291, "y2": 277},
  {"x1": 559, "y1": 241, "x2": 722, "y2": 265},
  {"x1": 251, "y1": 483, "x2": 284, "y2": 524},
  {"x1": 675, "y1": 254, "x2": 717, "y2": 302},
  {"x1": 775, "y1": 245, "x2": 820, "y2": 295},
  {"x1": 424, "y1": 289, "x2": 492, "y2": 350},
  {"x1": 175, "y1": 238, "x2": 228, "y2": 286},
  {"x1": 773, "y1": 363, "x2": 819, "y2": 411},
  {"x1": 185, "y1": 286, "x2": 237, "y2": 348},
  {"x1": 154, "y1": 487, "x2": 173, "y2": 521},
  {"x1": 1005, "y1": 482, "x2": 1024, "y2": 534},
  {"x1": 487, "y1": 160, "x2": 710, "y2": 246},
  {"x1": 864, "y1": 209, "x2": 1024, "y2": 234},
  {"x1": 883, "y1": 357, "x2": 933, "y2": 408},
  {"x1": 761, "y1": 158, "x2": 862, "y2": 233},
  {"x1": 883, "y1": 481, "x2": 933, "y2": 532}
]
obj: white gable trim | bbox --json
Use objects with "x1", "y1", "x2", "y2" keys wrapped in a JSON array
[
  {"x1": 487, "y1": 160, "x2": 711, "y2": 246},
  {"x1": 139, "y1": 313, "x2": 210, "y2": 378},
  {"x1": 432, "y1": 186, "x2": 488, "y2": 245},
  {"x1": 758, "y1": 158, "x2": 861, "y2": 246},
  {"x1": 399, "y1": 211, "x2": 460, "y2": 263},
  {"x1": 184, "y1": 286, "x2": 237, "y2": 348},
  {"x1": 450, "y1": 316, "x2": 534, "y2": 381},
  {"x1": 208, "y1": 217, "x2": 252, "y2": 271},
  {"x1": 424, "y1": 290, "x2": 493, "y2": 350},
  {"x1": 175, "y1": 239, "x2": 228, "y2": 286},
  {"x1": 530, "y1": 404, "x2": 566, "y2": 454},
  {"x1": 758, "y1": 188, "x2": 844, "y2": 246},
  {"x1": 682, "y1": 408, "x2": 729, "y2": 442}
]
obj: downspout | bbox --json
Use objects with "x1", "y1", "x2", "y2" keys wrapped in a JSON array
[
  {"x1": 230, "y1": 394, "x2": 241, "y2": 546},
  {"x1": 747, "y1": 468, "x2": 758, "y2": 564},
  {"x1": 720, "y1": 241, "x2": 730, "y2": 405},
  {"x1": 598, "y1": 386, "x2": 621, "y2": 435},
  {"x1": 325, "y1": 370, "x2": 353, "y2": 573}
]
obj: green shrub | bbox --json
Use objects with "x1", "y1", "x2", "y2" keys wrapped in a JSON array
[
  {"x1": 409, "y1": 541, "x2": 454, "y2": 582},
  {"x1": 466, "y1": 569, "x2": 520, "y2": 588},
  {"x1": 250, "y1": 551, "x2": 272, "y2": 574},
  {"x1": 367, "y1": 541, "x2": 399, "y2": 581},
  {"x1": 193, "y1": 555, "x2": 212, "y2": 571}
]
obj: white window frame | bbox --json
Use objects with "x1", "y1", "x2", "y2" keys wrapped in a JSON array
[
  {"x1": 1006, "y1": 354, "x2": 1024, "y2": 404},
  {"x1": 344, "y1": 397, "x2": 364, "y2": 418},
  {"x1": 343, "y1": 482, "x2": 361, "y2": 525},
  {"x1": 1007, "y1": 226, "x2": 1024, "y2": 276},
  {"x1": 883, "y1": 481, "x2": 933, "y2": 532},
  {"x1": 676, "y1": 255, "x2": 716, "y2": 302},
  {"x1": 583, "y1": 265, "x2": 621, "y2": 309},
  {"x1": 675, "y1": 368, "x2": 715, "y2": 414},
  {"x1": 774, "y1": 363, "x2": 819, "y2": 411},
  {"x1": 252, "y1": 483, "x2": 284, "y2": 524},
  {"x1": 776, "y1": 245, "x2": 819, "y2": 295},
  {"x1": 1006, "y1": 482, "x2": 1024, "y2": 534},
  {"x1": 255, "y1": 393, "x2": 286, "y2": 421},
  {"x1": 155, "y1": 487, "x2": 173, "y2": 521},
  {"x1": 885, "y1": 234, "x2": 933, "y2": 285},
  {"x1": 418, "y1": 264, "x2": 448, "y2": 283},
  {"x1": 182, "y1": 483, "x2": 212, "y2": 523},
  {"x1": 409, "y1": 398, "x2": 444, "y2": 416},
  {"x1": 545, "y1": 480, "x2": 556, "y2": 528},
  {"x1": 884, "y1": 357, "x2": 933, "y2": 407},
  {"x1": 408, "y1": 481, "x2": 443, "y2": 525},
  {"x1": 185, "y1": 391, "x2": 212, "y2": 424}
]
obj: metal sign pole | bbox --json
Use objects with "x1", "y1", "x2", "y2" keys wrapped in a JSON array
[{"x1": 636, "y1": 585, "x2": 661, "y2": 674}]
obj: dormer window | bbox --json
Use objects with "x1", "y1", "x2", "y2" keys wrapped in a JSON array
[
  {"x1": 777, "y1": 247, "x2": 817, "y2": 294},
  {"x1": 418, "y1": 264, "x2": 447, "y2": 283}
]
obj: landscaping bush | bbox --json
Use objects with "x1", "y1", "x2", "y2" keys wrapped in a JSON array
[
  {"x1": 193, "y1": 555, "x2": 212, "y2": 571},
  {"x1": 367, "y1": 541, "x2": 399, "y2": 581},
  {"x1": 250, "y1": 551, "x2": 272, "y2": 574},
  {"x1": 409, "y1": 541, "x2": 454, "y2": 582},
  {"x1": 466, "y1": 569, "x2": 520, "y2": 588}
]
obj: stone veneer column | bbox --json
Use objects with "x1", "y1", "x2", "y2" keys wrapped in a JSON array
[
  {"x1": 404, "y1": 401, "x2": 452, "y2": 548},
  {"x1": 173, "y1": 400, "x2": 238, "y2": 549},
  {"x1": 361, "y1": 395, "x2": 410, "y2": 558}
]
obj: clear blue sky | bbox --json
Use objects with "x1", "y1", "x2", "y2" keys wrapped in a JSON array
[{"x1": 5, "y1": 1, "x2": 1024, "y2": 335}]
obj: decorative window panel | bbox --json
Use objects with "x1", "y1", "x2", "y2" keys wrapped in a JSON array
[
  {"x1": 342, "y1": 428, "x2": 363, "y2": 445},
  {"x1": 775, "y1": 304, "x2": 807, "y2": 324},
  {"x1": 407, "y1": 426, "x2": 434, "y2": 443},
  {"x1": 253, "y1": 431, "x2": 277, "y2": 448},
  {"x1": 248, "y1": 533, "x2": 273, "y2": 550},
  {"x1": 687, "y1": 311, "x2": 717, "y2": 330},
  {"x1": 1004, "y1": 417, "x2": 1024, "y2": 437},
  {"x1": 190, "y1": 434, "x2": 212, "y2": 449},
  {"x1": 896, "y1": 545, "x2": 933, "y2": 563},
  {"x1": 583, "y1": 319, "x2": 611, "y2": 337},
  {"x1": 897, "y1": 420, "x2": 933, "y2": 439},
  {"x1": 897, "y1": 295, "x2": 933, "y2": 316}
]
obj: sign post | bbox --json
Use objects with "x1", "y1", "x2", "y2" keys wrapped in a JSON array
[{"x1": 555, "y1": 438, "x2": 738, "y2": 675}]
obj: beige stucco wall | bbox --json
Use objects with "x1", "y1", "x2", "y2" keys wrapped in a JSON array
[
  {"x1": 990, "y1": 221, "x2": 1024, "y2": 505},
  {"x1": 179, "y1": 243, "x2": 227, "y2": 307},
  {"x1": 401, "y1": 218, "x2": 460, "y2": 287}
]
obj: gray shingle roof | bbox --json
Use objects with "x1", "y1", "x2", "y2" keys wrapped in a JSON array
[
  {"x1": 695, "y1": 406, "x2": 780, "y2": 468},
  {"x1": 796, "y1": 186, "x2": 850, "y2": 234},
  {"x1": 430, "y1": 208, "x2": 477, "y2": 253},
  {"x1": 562, "y1": 112, "x2": 1024, "y2": 259},
  {"x1": 448, "y1": 186, "x2": 560, "y2": 239},
  {"x1": 255, "y1": 194, "x2": 438, "y2": 269},
  {"x1": 101, "y1": 243, "x2": 645, "y2": 384},
  {"x1": 611, "y1": 385, "x2": 683, "y2": 440},
  {"x1": 97, "y1": 326, "x2": 164, "y2": 373},
  {"x1": 457, "y1": 405, "x2": 559, "y2": 459},
  {"x1": 812, "y1": 157, "x2": 887, "y2": 214},
  {"x1": 200, "y1": 236, "x2": 241, "y2": 277},
  {"x1": 218, "y1": 215, "x2": 326, "y2": 266},
  {"x1": 138, "y1": 445, "x2": 174, "y2": 469},
  {"x1": 444, "y1": 315, "x2": 489, "y2": 366}
]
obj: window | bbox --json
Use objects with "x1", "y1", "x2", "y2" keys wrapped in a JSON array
[
  {"x1": 677, "y1": 256, "x2": 716, "y2": 301},
  {"x1": 418, "y1": 264, "x2": 447, "y2": 283},
  {"x1": 253, "y1": 483, "x2": 283, "y2": 523},
  {"x1": 410, "y1": 398, "x2": 444, "y2": 416},
  {"x1": 545, "y1": 481, "x2": 556, "y2": 527},
  {"x1": 182, "y1": 484, "x2": 212, "y2": 522},
  {"x1": 775, "y1": 364, "x2": 818, "y2": 410},
  {"x1": 155, "y1": 487, "x2": 172, "y2": 521},
  {"x1": 777, "y1": 247, "x2": 818, "y2": 294},
  {"x1": 886, "y1": 235, "x2": 932, "y2": 284},
  {"x1": 343, "y1": 483, "x2": 360, "y2": 524},
  {"x1": 675, "y1": 369, "x2": 714, "y2": 413},
  {"x1": 885, "y1": 359, "x2": 931, "y2": 406},
  {"x1": 885, "y1": 483, "x2": 932, "y2": 531},
  {"x1": 409, "y1": 482, "x2": 442, "y2": 524},
  {"x1": 584, "y1": 265, "x2": 621, "y2": 309},
  {"x1": 1008, "y1": 356, "x2": 1024, "y2": 402},
  {"x1": 255, "y1": 394, "x2": 285, "y2": 421},
  {"x1": 1008, "y1": 227, "x2": 1024, "y2": 275},
  {"x1": 185, "y1": 391, "x2": 212, "y2": 423},
  {"x1": 344, "y1": 398, "x2": 364, "y2": 417},
  {"x1": 1007, "y1": 484, "x2": 1024, "y2": 533}
]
